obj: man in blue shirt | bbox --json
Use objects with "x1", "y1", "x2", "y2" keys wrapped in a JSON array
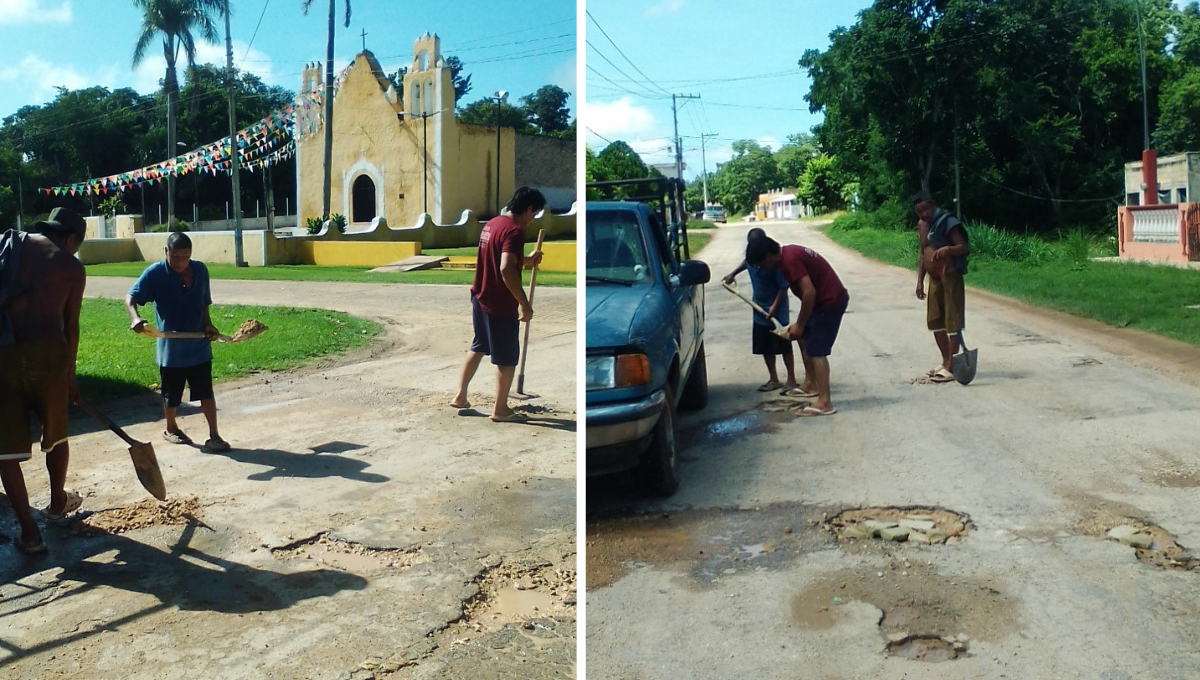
[
  {"x1": 124, "y1": 232, "x2": 230, "y2": 452},
  {"x1": 722, "y1": 227, "x2": 800, "y2": 393}
]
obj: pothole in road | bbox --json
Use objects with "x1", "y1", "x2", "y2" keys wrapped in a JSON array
[
  {"x1": 1069, "y1": 494, "x2": 1197, "y2": 571},
  {"x1": 1105, "y1": 523, "x2": 1198, "y2": 571},
  {"x1": 826, "y1": 507, "x2": 973, "y2": 545},
  {"x1": 270, "y1": 532, "x2": 426, "y2": 573},
  {"x1": 886, "y1": 635, "x2": 965, "y2": 662},
  {"x1": 791, "y1": 562, "x2": 1017, "y2": 651},
  {"x1": 461, "y1": 558, "x2": 576, "y2": 628},
  {"x1": 72, "y1": 497, "x2": 204, "y2": 536}
]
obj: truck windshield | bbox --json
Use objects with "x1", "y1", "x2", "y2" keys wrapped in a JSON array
[{"x1": 586, "y1": 211, "x2": 651, "y2": 284}]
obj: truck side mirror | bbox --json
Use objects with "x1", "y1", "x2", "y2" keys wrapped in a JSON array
[{"x1": 677, "y1": 260, "x2": 711, "y2": 287}]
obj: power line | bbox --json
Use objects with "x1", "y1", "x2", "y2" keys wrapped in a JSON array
[
  {"x1": 586, "y1": 41, "x2": 665, "y2": 99},
  {"x1": 240, "y1": 0, "x2": 272, "y2": 63},
  {"x1": 967, "y1": 169, "x2": 1122, "y2": 204},
  {"x1": 585, "y1": 126, "x2": 614, "y2": 145},
  {"x1": 585, "y1": 10, "x2": 671, "y2": 97}
]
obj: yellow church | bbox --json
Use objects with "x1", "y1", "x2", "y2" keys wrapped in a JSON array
[{"x1": 296, "y1": 34, "x2": 575, "y2": 230}]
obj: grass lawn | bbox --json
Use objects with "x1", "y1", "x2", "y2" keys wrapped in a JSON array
[
  {"x1": 423, "y1": 238, "x2": 576, "y2": 258},
  {"x1": 77, "y1": 298, "x2": 382, "y2": 402},
  {"x1": 688, "y1": 232, "x2": 714, "y2": 256},
  {"x1": 86, "y1": 262, "x2": 575, "y2": 287},
  {"x1": 824, "y1": 219, "x2": 1200, "y2": 347}
]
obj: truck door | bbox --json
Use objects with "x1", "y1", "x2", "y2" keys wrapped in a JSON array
[{"x1": 647, "y1": 211, "x2": 697, "y2": 380}]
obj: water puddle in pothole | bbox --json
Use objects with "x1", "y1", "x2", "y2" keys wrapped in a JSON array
[
  {"x1": 1105, "y1": 523, "x2": 1198, "y2": 571},
  {"x1": 826, "y1": 506, "x2": 973, "y2": 545},
  {"x1": 493, "y1": 587, "x2": 557, "y2": 618},
  {"x1": 271, "y1": 535, "x2": 420, "y2": 573},
  {"x1": 887, "y1": 635, "x2": 963, "y2": 662}
]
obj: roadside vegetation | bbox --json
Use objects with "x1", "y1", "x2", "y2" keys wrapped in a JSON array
[
  {"x1": 77, "y1": 299, "x2": 381, "y2": 402},
  {"x1": 826, "y1": 208, "x2": 1200, "y2": 347},
  {"x1": 85, "y1": 263, "x2": 575, "y2": 287}
]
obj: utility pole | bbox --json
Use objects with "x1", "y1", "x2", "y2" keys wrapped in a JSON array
[
  {"x1": 1134, "y1": 0, "x2": 1158, "y2": 205},
  {"x1": 700, "y1": 132, "x2": 718, "y2": 208},
  {"x1": 423, "y1": 112, "x2": 429, "y2": 216},
  {"x1": 671, "y1": 93, "x2": 700, "y2": 182},
  {"x1": 322, "y1": 0, "x2": 335, "y2": 219},
  {"x1": 17, "y1": 176, "x2": 24, "y2": 231},
  {"x1": 224, "y1": 0, "x2": 246, "y2": 265},
  {"x1": 953, "y1": 100, "x2": 962, "y2": 221}
]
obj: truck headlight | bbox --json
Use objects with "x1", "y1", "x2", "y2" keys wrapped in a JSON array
[{"x1": 586, "y1": 354, "x2": 650, "y2": 390}]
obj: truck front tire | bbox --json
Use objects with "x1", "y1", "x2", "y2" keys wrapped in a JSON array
[
  {"x1": 637, "y1": 386, "x2": 680, "y2": 497},
  {"x1": 679, "y1": 343, "x2": 709, "y2": 411}
]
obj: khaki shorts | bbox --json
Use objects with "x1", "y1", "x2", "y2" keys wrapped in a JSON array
[
  {"x1": 0, "y1": 342, "x2": 70, "y2": 462},
  {"x1": 927, "y1": 272, "x2": 965, "y2": 334}
]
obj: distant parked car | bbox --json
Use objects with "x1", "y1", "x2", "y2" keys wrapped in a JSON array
[
  {"x1": 702, "y1": 206, "x2": 726, "y2": 223},
  {"x1": 742, "y1": 214, "x2": 757, "y2": 222}
]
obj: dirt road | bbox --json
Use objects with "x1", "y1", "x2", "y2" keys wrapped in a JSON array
[
  {"x1": 587, "y1": 220, "x2": 1200, "y2": 679},
  {"x1": 0, "y1": 278, "x2": 577, "y2": 680}
]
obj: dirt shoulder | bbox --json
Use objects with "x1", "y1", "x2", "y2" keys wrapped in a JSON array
[{"x1": 0, "y1": 279, "x2": 577, "y2": 680}]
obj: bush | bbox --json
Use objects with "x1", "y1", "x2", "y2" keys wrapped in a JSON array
[
  {"x1": 329, "y1": 213, "x2": 347, "y2": 234},
  {"x1": 306, "y1": 216, "x2": 324, "y2": 235},
  {"x1": 149, "y1": 218, "x2": 191, "y2": 233},
  {"x1": 831, "y1": 197, "x2": 910, "y2": 232}
]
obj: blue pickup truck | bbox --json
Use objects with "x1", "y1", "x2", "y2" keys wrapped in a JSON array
[{"x1": 585, "y1": 181, "x2": 710, "y2": 496}]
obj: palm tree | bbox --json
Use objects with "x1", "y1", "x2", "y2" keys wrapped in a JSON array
[
  {"x1": 302, "y1": 0, "x2": 351, "y2": 220},
  {"x1": 132, "y1": 0, "x2": 222, "y2": 226}
]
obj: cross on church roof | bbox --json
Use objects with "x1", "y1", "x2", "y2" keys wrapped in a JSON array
[{"x1": 361, "y1": 28, "x2": 368, "y2": 52}]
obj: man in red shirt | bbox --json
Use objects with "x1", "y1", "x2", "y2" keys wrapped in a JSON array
[
  {"x1": 746, "y1": 236, "x2": 850, "y2": 416},
  {"x1": 452, "y1": 187, "x2": 545, "y2": 421}
]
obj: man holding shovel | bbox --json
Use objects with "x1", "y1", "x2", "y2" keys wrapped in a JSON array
[
  {"x1": 452, "y1": 187, "x2": 545, "y2": 422},
  {"x1": 125, "y1": 232, "x2": 230, "y2": 452},
  {"x1": 746, "y1": 236, "x2": 850, "y2": 417},
  {"x1": 0, "y1": 208, "x2": 87, "y2": 553},
  {"x1": 912, "y1": 192, "x2": 970, "y2": 383}
]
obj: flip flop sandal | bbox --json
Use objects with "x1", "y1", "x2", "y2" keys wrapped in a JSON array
[
  {"x1": 782, "y1": 388, "x2": 820, "y2": 398},
  {"x1": 14, "y1": 535, "x2": 48, "y2": 554},
  {"x1": 796, "y1": 406, "x2": 837, "y2": 417},
  {"x1": 163, "y1": 430, "x2": 192, "y2": 445},
  {"x1": 491, "y1": 412, "x2": 530, "y2": 423},
  {"x1": 205, "y1": 438, "x2": 232, "y2": 452},
  {"x1": 40, "y1": 489, "x2": 82, "y2": 520},
  {"x1": 756, "y1": 381, "x2": 784, "y2": 392},
  {"x1": 930, "y1": 368, "x2": 956, "y2": 383},
  {"x1": 449, "y1": 401, "x2": 471, "y2": 409}
]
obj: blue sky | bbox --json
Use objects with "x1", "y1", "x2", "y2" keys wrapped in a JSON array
[
  {"x1": 0, "y1": 0, "x2": 576, "y2": 127},
  {"x1": 585, "y1": 0, "x2": 876, "y2": 179}
]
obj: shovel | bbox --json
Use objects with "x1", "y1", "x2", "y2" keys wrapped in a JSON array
[
  {"x1": 513, "y1": 229, "x2": 546, "y2": 400},
  {"x1": 136, "y1": 320, "x2": 268, "y2": 344},
  {"x1": 721, "y1": 280, "x2": 790, "y2": 339},
  {"x1": 75, "y1": 398, "x2": 167, "y2": 501},
  {"x1": 951, "y1": 330, "x2": 978, "y2": 385}
]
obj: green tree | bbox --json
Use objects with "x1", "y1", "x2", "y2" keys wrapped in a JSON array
[
  {"x1": 458, "y1": 98, "x2": 533, "y2": 132},
  {"x1": 708, "y1": 140, "x2": 780, "y2": 214},
  {"x1": 444, "y1": 56, "x2": 472, "y2": 102},
  {"x1": 301, "y1": 0, "x2": 352, "y2": 219},
  {"x1": 595, "y1": 141, "x2": 649, "y2": 181},
  {"x1": 774, "y1": 133, "x2": 819, "y2": 188},
  {"x1": 797, "y1": 154, "x2": 846, "y2": 214},
  {"x1": 520, "y1": 85, "x2": 571, "y2": 134},
  {"x1": 132, "y1": 0, "x2": 223, "y2": 225}
]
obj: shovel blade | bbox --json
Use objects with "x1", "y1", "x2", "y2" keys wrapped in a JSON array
[
  {"x1": 129, "y1": 442, "x2": 167, "y2": 500},
  {"x1": 951, "y1": 347, "x2": 978, "y2": 385}
]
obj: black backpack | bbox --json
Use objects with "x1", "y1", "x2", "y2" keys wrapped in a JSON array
[{"x1": 0, "y1": 228, "x2": 29, "y2": 346}]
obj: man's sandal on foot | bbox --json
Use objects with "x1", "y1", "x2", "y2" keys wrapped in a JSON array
[
  {"x1": 796, "y1": 405, "x2": 837, "y2": 417},
  {"x1": 163, "y1": 430, "x2": 192, "y2": 445},
  {"x1": 756, "y1": 380, "x2": 784, "y2": 392},
  {"x1": 14, "y1": 535, "x2": 47, "y2": 554},
  {"x1": 930, "y1": 368, "x2": 956, "y2": 383},
  {"x1": 39, "y1": 489, "x2": 82, "y2": 520},
  {"x1": 491, "y1": 412, "x2": 529, "y2": 423},
  {"x1": 783, "y1": 388, "x2": 820, "y2": 398},
  {"x1": 204, "y1": 438, "x2": 231, "y2": 452}
]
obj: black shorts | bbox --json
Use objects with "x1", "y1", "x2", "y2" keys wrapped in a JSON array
[
  {"x1": 802, "y1": 302, "x2": 848, "y2": 357},
  {"x1": 159, "y1": 361, "x2": 214, "y2": 408},
  {"x1": 752, "y1": 322, "x2": 793, "y2": 356},
  {"x1": 470, "y1": 295, "x2": 520, "y2": 366}
]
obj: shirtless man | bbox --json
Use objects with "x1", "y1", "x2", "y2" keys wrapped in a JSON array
[{"x1": 0, "y1": 208, "x2": 87, "y2": 554}]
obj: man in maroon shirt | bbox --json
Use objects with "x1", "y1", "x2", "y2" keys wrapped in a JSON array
[
  {"x1": 452, "y1": 187, "x2": 545, "y2": 421},
  {"x1": 746, "y1": 236, "x2": 849, "y2": 416}
]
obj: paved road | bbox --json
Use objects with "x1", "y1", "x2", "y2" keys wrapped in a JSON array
[
  {"x1": 586, "y1": 220, "x2": 1200, "y2": 679},
  {"x1": 1, "y1": 279, "x2": 577, "y2": 680}
]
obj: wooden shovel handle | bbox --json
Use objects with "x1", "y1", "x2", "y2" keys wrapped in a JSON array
[{"x1": 76, "y1": 398, "x2": 141, "y2": 448}]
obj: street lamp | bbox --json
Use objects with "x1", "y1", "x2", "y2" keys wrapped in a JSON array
[{"x1": 493, "y1": 90, "x2": 508, "y2": 215}]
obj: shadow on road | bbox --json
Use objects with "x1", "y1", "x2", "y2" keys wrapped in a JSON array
[
  {"x1": 222, "y1": 445, "x2": 389, "y2": 483},
  {"x1": 0, "y1": 519, "x2": 367, "y2": 668}
]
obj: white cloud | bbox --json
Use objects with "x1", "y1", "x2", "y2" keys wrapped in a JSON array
[
  {"x1": 551, "y1": 56, "x2": 577, "y2": 96},
  {"x1": 645, "y1": 0, "x2": 685, "y2": 17},
  {"x1": 0, "y1": 55, "x2": 118, "y2": 107},
  {"x1": 0, "y1": 0, "x2": 71, "y2": 25},
  {"x1": 585, "y1": 97, "x2": 658, "y2": 142},
  {"x1": 757, "y1": 136, "x2": 781, "y2": 153},
  {"x1": 132, "y1": 40, "x2": 278, "y2": 95}
]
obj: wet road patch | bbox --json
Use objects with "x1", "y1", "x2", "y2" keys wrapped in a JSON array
[
  {"x1": 271, "y1": 532, "x2": 427, "y2": 573},
  {"x1": 886, "y1": 635, "x2": 965, "y2": 662},
  {"x1": 586, "y1": 503, "x2": 838, "y2": 590},
  {"x1": 73, "y1": 497, "x2": 203, "y2": 535},
  {"x1": 791, "y1": 561, "x2": 1017, "y2": 647},
  {"x1": 1105, "y1": 523, "x2": 1197, "y2": 571},
  {"x1": 826, "y1": 507, "x2": 973, "y2": 545}
]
